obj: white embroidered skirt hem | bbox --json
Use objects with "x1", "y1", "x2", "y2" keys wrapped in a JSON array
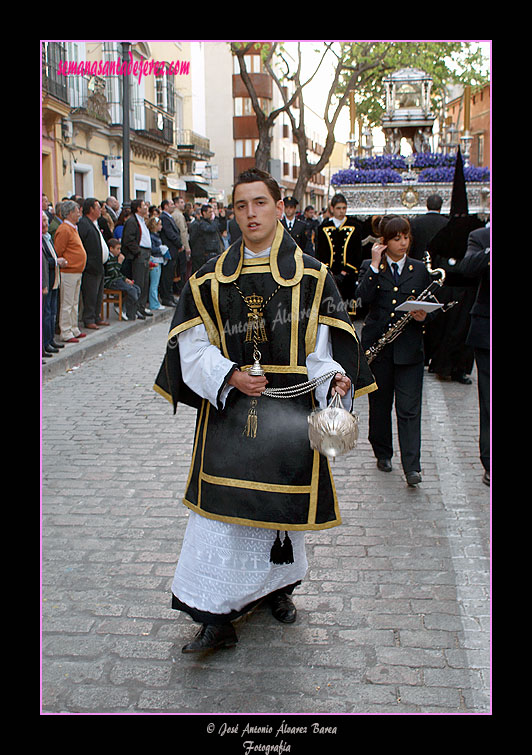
[{"x1": 171, "y1": 511, "x2": 308, "y2": 616}]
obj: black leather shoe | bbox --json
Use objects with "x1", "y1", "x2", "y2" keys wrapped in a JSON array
[
  {"x1": 269, "y1": 592, "x2": 297, "y2": 624},
  {"x1": 136, "y1": 310, "x2": 146, "y2": 320},
  {"x1": 406, "y1": 471, "x2": 422, "y2": 486},
  {"x1": 45, "y1": 344, "x2": 59, "y2": 353},
  {"x1": 482, "y1": 471, "x2": 490, "y2": 486},
  {"x1": 377, "y1": 458, "x2": 392, "y2": 472},
  {"x1": 161, "y1": 299, "x2": 176, "y2": 307},
  {"x1": 181, "y1": 623, "x2": 238, "y2": 653},
  {"x1": 50, "y1": 340, "x2": 65, "y2": 349}
]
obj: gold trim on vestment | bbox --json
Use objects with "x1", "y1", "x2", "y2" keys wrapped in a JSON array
[
  {"x1": 242, "y1": 256, "x2": 270, "y2": 266},
  {"x1": 270, "y1": 221, "x2": 304, "y2": 287},
  {"x1": 318, "y1": 314, "x2": 357, "y2": 339},
  {"x1": 180, "y1": 498, "x2": 342, "y2": 531},
  {"x1": 308, "y1": 449, "x2": 320, "y2": 523},
  {"x1": 214, "y1": 239, "x2": 244, "y2": 283},
  {"x1": 240, "y1": 265, "x2": 271, "y2": 275},
  {"x1": 168, "y1": 316, "x2": 203, "y2": 341},
  {"x1": 305, "y1": 264, "x2": 328, "y2": 356},
  {"x1": 200, "y1": 471, "x2": 312, "y2": 494},
  {"x1": 152, "y1": 382, "x2": 173, "y2": 404},
  {"x1": 354, "y1": 380, "x2": 378, "y2": 398},
  {"x1": 326, "y1": 455, "x2": 341, "y2": 523},
  {"x1": 240, "y1": 364, "x2": 308, "y2": 374},
  {"x1": 210, "y1": 276, "x2": 229, "y2": 358},
  {"x1": 185, "y1": 400, "x2": 205, "y2": 492},
  {"x1": 290, "y1": 282, "x2": 300, "y2": 366},
  {"x1": 197, "y1": 400, "x2": 210, "y2": 509},
  {"x1": 189, "y1": 274, "x2": 220, "y2": 348}
]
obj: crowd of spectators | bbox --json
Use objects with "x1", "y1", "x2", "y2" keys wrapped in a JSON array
[{"x1": 42, "y1": 191, "x2": 328, "y2": 363}]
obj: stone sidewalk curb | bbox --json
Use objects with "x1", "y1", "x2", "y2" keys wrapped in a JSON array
[{"x1": 41, "y1": 306, "x2": 174, "y2": 382}]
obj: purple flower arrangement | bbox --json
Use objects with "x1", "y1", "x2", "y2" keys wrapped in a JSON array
[
  {"x1": 411, "y1": 153, "x2": 456, "y2": 169},
  {"x1": 331, "y1": 152, "x2": 490, "y2": 185},
  {"x1": 417, "y1": 165, "x2": 491, "y2": 182},
  {"x1": 351, "y1": 155, "x2": 407, "y2": 170},
  {"x1": 331, "y1": 168, "x2": 403, "y2": 185}
]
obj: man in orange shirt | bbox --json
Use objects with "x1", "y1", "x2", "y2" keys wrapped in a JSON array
[{"x1": 53, "y1": 200, "x2": 88, "y2": 343}]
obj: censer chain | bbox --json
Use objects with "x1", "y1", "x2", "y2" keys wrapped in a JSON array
[{"x1": 261, "y1": 370, "x2": 340, "y2": 398}]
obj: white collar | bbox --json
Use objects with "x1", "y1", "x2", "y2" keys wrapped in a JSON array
[
  {"x1": 386, "y1": 253, "x2": 407, "y2": 273},
  {"x1": 244, "y1": 245, "x2": 271, "y2": 259}
]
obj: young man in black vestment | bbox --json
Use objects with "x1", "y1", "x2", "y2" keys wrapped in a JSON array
[{"x1": 154, "y1": 169, "x2": 376, "y2": 653}]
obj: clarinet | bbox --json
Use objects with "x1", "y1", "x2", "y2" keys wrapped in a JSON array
[{"x1": 364, "y1": 252, "x2": 456, "y2": 365}]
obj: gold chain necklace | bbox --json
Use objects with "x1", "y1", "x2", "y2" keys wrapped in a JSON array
[
  {"x1": 232, "y1": 281, "x2": 281, "y2": 438},
  {"x1": 232, "y1": 281, "x2": 281, "y2": 345}
]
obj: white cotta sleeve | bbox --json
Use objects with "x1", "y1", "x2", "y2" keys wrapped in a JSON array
[
  {"x1": 178, "y1": 322, "x2": 352, "y2": 411},
  {"x1": 306, "y1": 324, "x2": 353, "y2": 411},
  {"x1": 178, "y1": 323, "x2": 237, "y2": 409}
]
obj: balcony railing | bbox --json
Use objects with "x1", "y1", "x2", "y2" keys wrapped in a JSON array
[
  {"x1": 133, "y1": 100, "x2": 174, "y2": 144},
  {"x1": 42, "y1": 42, "x2": 68, "y2": 104},
  {"x1": 69, "y1": 74, "x2": 111, "y2": 124},
  {"x1": 176, "y1": 129, "x2": 211, "y2": 156}
]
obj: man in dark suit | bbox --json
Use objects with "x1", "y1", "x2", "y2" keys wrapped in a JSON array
[
  {"x1": 159, "y1": 198, "x2": 184, "y2": 305},
  {"x1": 281, "y1": 197, "x2": 307, "y2": 250},
  {"x1": 409, "y1": 194, "x2": 448, "y2": 260},
  {"x1": 461, "y1": 225, "x2": 490, "y2": 485},
  {"x1": 300, "y1": 205, "x2": 320, "y2": 257},
  {"x1": 227, "y1": 213, "x2": 242, "y2": 246},
  {"x1": 121, "y1": 199, "x2": 153, "y2": 318},
  {"x1": 104, "y1": 196, "x2": 120, "y2": 224},
  {"x1": 77, "y1": 198, "x2": 110, "y2": 328},
  {"x1": 189, "y1": 203, "x2": 224, "y2": 274},
  {"x1": 42, "y1": 211, "x2": 66, "y2": 357}
]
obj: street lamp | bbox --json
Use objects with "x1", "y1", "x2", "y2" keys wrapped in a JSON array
[
  {"x1": 460, "y1": 85, "x2": 473, "y2": 167},
  {"x1": 121, "y1": 41, "x2": 131, "y2": 208}
]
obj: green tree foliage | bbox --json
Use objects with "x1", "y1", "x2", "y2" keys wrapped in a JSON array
[
  {"x1": 338, "y1": 41, "x2": 489, "y2": 126},
  {"x1": 230, "y1": 41, "x2": 489, "y2": 202}
]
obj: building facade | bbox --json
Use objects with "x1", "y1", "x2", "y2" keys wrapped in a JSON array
[
  {"x1": 41, "y1": 41, "x2": 215, "y2": 208},
  {"x1": 229, "y1": 45, "x2": 328, "y2": 209},
  {"x1": 42, "y1": 41, "x2": 331, "y2": 212},
  {"x1": 443, "y1": 83, "x2": 490, "y2": 168}
]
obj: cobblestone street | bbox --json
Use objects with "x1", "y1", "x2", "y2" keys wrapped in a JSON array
[{"x1": 41, "y1": 316, "x2": 491, "y2": 718}]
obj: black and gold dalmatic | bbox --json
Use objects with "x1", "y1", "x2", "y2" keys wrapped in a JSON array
[
  {"x1": 154, "y1": 221, "x2": 377, "y2": 533},
  {"x1": 316, "y1": 215, "x2": 370, "y2": 314}
]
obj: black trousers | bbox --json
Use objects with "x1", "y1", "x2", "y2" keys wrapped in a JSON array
[
  {"x1": 159, "y1": 249, "x2": 187, "y2": 300},
  {"x1": 131, "y1": 248, "x2": 151, "y2": 310},
  {"x1": 368, "y1": 350, "x2": 424, "y2": 473},
  {"x1": 81, "y1": 270, "x2": 104, "y2": 325},
  {"x1": 474, "y1": 347, "x2": 490, "y2": 473}
]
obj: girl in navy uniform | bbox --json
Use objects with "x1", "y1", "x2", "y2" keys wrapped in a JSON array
[{"x1": 357, "y1": 215, "x2": 434, "y2": 486}]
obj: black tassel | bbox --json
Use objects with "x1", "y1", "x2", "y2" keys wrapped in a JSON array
[
  {"x1": 270, "y1": 531, "x2": 284, "y2": 564},
  {"x1": 270, "y1": 531, "x2": 294, "y2": 565},
  {"x1": 281, "y1": 532, "x2": 294, "y2": 564}
]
